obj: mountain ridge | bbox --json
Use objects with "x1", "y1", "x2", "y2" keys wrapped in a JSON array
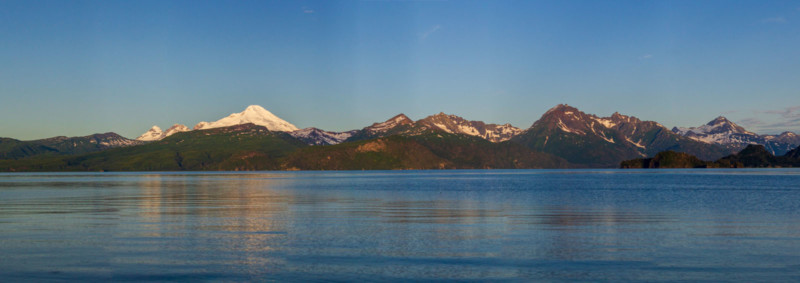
[
  {"x1": 511, "y1": 104, "x2": 730, "y2": 167},
  {"x1": 3, "y1": 103, "x2": 798, "y2": 170},
  {"x1": 0, "y1": 132, "x2": 142, "y2": 160},
  {"x1": 672, "y1": 116, "x2": 800, "y2": 155},
  {"x1": 0, "y1": 123, "x2": 569, "y2": 171}
]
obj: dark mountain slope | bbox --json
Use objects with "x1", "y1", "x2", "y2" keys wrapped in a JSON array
[
  {"x1": 512, "y1": 104, "x2": 730, "y2": 167},
  {"x1": 621, "y1": 144, "x2": 800, "y2": 168},
  {"x1": 0, "y1": 133, "x2": 141, "y2": 160},
  {"x1": 285, "y1": 132, "x2": 569, "y2": 170}
]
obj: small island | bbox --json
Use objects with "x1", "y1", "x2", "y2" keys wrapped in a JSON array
[{"x1": 621, "y1": 144, "x2": 800, "y2": 168}]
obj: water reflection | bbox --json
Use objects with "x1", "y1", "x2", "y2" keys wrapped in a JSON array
[
  {"x1": 2, "y1": 170, "x2": 800, "y2": 281},
  {"x1": 131, "y1": 174, "x2": 294, "y2": 276}
]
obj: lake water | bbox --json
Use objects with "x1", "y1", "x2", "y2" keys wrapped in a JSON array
[{"x1": 2, "y1": 170, "x2": 800, "y2": 282}]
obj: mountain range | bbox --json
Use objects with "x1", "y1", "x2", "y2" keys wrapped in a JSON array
[
  {"x1": 671, "y1": 116, "x2": 800, "y2": 156},
  {"x1": 1, "y1": 104, "x2": 798, "y2": 171},
  {"x1": 0, "y1": 133, "x2": 141, "y2": 160}
]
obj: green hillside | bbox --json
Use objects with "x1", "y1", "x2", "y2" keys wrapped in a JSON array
[
  {"x1": 0, "y1": 133, "x2": 142, "y2": 160},
  {"x1": 0, "y1": 125, "x2": 569, "y2": 172},
  {"x1": 285, "y1": 133, "x2": 568, "y2": 170},
  {"x1": 0, "y1": 124, "x2": 306, "y2": 172}
]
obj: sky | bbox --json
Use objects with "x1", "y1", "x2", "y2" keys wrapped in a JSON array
[{"x1": 1, "y1": 0, "x2": 799, "y2": 140}]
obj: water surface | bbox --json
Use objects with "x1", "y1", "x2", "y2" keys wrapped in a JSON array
[{"x1": 2, "y1": 169, "x2": 800, "y2": 281}]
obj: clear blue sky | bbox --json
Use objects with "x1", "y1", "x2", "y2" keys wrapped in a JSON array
[{"x1": 2, "y1": 0, "x2": 799, "y2": 140}]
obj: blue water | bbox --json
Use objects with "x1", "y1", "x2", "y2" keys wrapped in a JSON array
[{"x1": 2, "y1": 169, "x2": 800, "y2": 281}]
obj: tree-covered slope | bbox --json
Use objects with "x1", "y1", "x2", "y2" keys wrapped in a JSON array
[
  {"x1": 285, "y1": 133, "x2": 569, "y2": 170},
  {"x1": 0, "y1": 124, "x2": 306, "y2": 172},
  {"x1": 0, "y1": 133, "x2": 142, "y2": 160},
  {"x1": 0, "y1": 125, "x2": 569, "y2": 171},
  {"x1": 621, "y1": 144, "x2": 800, "y2": 168}
]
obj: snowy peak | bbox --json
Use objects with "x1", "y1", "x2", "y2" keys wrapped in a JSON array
[
  {"x1": 194, "y1": 105, "x2": 299, "y2": 132},
  {"x1": 245, "y1": 105, "x2": 265, "y2": 112},
  {"x1": 164, "y1": 124, "x2": 190, "y2": 137},
  {"x1": 778, "y1": 131, "x2": 799, "y2": 139},
  {"x1": 193, "y1": 122, "x2": 209, "y2": 130},
  {"x1": 136, "y1": 126, "x2": 164, "y2": 141},
  {"x1": 672, "y1": 116, "x2": 800, "y2": 155},
  {"x1": 136, "y1": 124, "x2": 190, "y2": 141},
  {"x1": 290, "y1": 127, "x2": 357, "y2": 146},
  {"x1": 364, "y1": 114, "x2": 414, "y2": 134},
  {"x1": 85, "y1": 133, "x2": 142, "y2": 148},
  {"x1": 386, "y1": 114, "x2": 414, "y2": 125},
  {"x1": 672, "y1": 116, "x2": 756, "y2": 138},
  {"x1": 704, "y1": 116, "x2": 751, "y2": 135},
  {"x1": 674, "y1": 116, "x2": 749, "y2": 137},
  {"x1": 533, "y1": 104, "x2": 599, "y2": 135},
  {"x1": 609, "y1": 112, "x2": 642, "y2": 125},
  {"x1": 417, "y1": 112, "x2": 522, "y2": 142},
  {"x1": 543, "y1": 104, "x2": 579, "y2": 116},
  {"x1": 707, "y1": 116, "x2": 729, "y2": 126}
]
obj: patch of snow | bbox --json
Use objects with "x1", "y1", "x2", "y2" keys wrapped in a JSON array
[
  {"x1": 625, "y1": 137, "x2": 646, "y2": 149},
  {"x1": 456, "y1": 124, "x2": 479, "y2": 135},
  {"x1": 598, "y1": 132, "x2": 614, "y2": 143},
  {"x1": 433, "y1": 122, "x2": 453, "y2": 133},
  {"x1": 290, "y1": 127, "x2": 356, "y2": 145},
  {"x1": 164, "y1": 124, "x2": 190, "y2": 137},
  {"x1": 557, "y1": 119, "x2": 584, "y2": 135},
  {"x1": 556, "y1": 119, "x2": 572, "y2": 133},
  {"x1": 593, "y1": 118, "x2": 617, "y2": 129}
]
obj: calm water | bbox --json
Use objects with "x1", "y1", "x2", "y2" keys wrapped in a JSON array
[{"x1": 2, "y1": 170, "x2": 800, "y2": 282}]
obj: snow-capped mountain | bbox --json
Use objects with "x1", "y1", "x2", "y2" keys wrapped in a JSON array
[
  {"x1": 287, "y1": 114, "x2": 415, "y2": 145},
  {"x1": 57, "y1": 132, "x2": 142, "y2": 148},
  {"x1": 328, "y1": 114, "x2": 416, "y2": 143},
  {"x1": 416, "y1": 113, "x2": 522, "y2": 142},
  {"x1": 164, "y1": 124, "x2": 190, "y2": 137},
  {"x1": 768, "y1": 131, "x2": 800, "y2": 145},
  {"x1": 136, "y1": 124, "x2": 191, "y2": 141},
  {"x1": 672, "y1": 117, "x2": 800, "y2": 155},
  {"x1": 672, "y1": 116, "x2": 755, "y2": 144},
  {"x1": 364, "y1": 114, "x2": 414, "y2": 134},
  {"x1": 511, "y1": 104, "x2": 729, "y2": 167},
  {"x1": 120, "y1": 104, "x2": 795, "y2": 165},
  {"x1": 290, "y1": 128, "x2": 358, "y2": 146},
  {"x1": 136, "y1": 126, "x2": 164, "y2": 141},
  {"x1": 136, "y1": 105, "x2": 298, "y2": 142},
  {"x1": 194, "y1": 105, "x2": 299, "y2": 132},
  {"x1": 1, "y1": 132, "x2": 143, "y2": 159},
  {"x1": 526, "y1": 104, "x2": 669, "y2": 151}
]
